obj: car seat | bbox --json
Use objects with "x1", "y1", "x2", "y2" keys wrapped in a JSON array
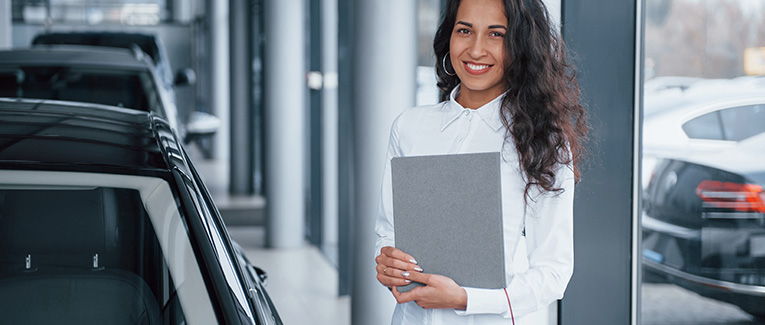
[{"x1": 0, "y1": 188, "x2": 161, "y2": 324}]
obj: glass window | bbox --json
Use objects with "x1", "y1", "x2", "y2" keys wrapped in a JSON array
[
  {"x1": 11, "y1": 0, "x2": 170, "y2": 25},
  {"x1": 0, "y1": 67, "x2": 159, "y2": 113},
  {"x1": 641, "y1": 0, "x2": 765, "y2": 323},
  {"x1": 719, "y1": 104, "x2": 765, "y2": 141},
  {"x1": 416, "y1": 0, "x2": 441, "y2": 106},
  {"x1": 0, "y1": 187, "x2": 186, "y2": 323},
  {"x1": 682, "y1": 111, "x2": 724, "y2": 140}
]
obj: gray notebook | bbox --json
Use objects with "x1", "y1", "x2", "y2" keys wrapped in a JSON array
[{"x1": 392, "y1": 152, "x2": 505, "y2": 292}]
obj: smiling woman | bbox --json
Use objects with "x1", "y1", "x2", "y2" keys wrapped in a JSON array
[
  {"x1": 447, "y1": 0, "x2": 508, "y2": 108},
  {"x1": 374, "y1": 0, "x2": 589, "y2": 324}
]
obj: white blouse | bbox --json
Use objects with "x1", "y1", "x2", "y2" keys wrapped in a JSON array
[{"x1": 374, "y1": 86, "x2": 575, "y2": 325}]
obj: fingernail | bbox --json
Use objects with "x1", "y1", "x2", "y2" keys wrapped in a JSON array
[
  {"x1": 405, "y1": 280, "x2": 412, "y2": 283},
  {"x1": 410, "y1": 259, "x2": 418, "y2": 264},
  {"x1": 414, "y1": 266, "x2": 423, "y2": 272},
  {"x1": 401, "y1": 271, "x2": 410, "y2": 277}
]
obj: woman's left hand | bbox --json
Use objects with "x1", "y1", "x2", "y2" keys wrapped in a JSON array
[{"x1": 392, "y1": 272, "x2": 467, "y2": 310}]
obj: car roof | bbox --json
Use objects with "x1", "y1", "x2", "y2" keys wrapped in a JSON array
[
  {"x1": 644, "y1": 82, "x2": 765, "y2": 121},
  {"x1": 32, "y1": 31, "x2": 163, "y2": 65},
  {"x1": 0, "y1": 46, "x2": 151, "y2": 71},
  {"x1": 0, "y1": 98, "x2": 182, "y2": 175}
]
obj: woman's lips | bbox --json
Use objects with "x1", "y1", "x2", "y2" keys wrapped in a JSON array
[{"x1": 464, "y1": 62, "x2": 493, "y2": 75}]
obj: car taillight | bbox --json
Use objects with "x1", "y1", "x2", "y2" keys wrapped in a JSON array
[{"x1": 696, "y1": 180, "x2": 765, "y2": 213}]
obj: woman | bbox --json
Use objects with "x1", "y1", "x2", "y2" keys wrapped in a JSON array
[{"x1": 374, "y1": 0, "x2": 588, "y2": 323}]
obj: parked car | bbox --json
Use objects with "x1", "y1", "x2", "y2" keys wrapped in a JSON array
[
  {"x1": 642, "y1": 78, "x2": 765, "y2": 320},
  {"x1": 0, "y1": 98, "x2": 281, "y2": 325},
  {"x1": 31, "y1": 31, "x2": 196, "y2": 104},
  {"x1": 642, "y1": 77, "x2": 765, "y2": 187},
  {"x1": 31, "y1": 31, "x2": 220, "y2": 153},
  {"x1": 0, "y1": 46, "x2": 217, "y2": 144}
]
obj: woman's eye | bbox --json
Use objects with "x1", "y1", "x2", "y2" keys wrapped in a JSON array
[
  {"x1": 490, "y1": 31, "x2": 505, "y2": 37},
  {"x1": 456, "y1": 28, "x2": 470, "y2": 34}
]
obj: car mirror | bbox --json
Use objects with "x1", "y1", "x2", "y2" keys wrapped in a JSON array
[
  {"x1": 253, "y1": 266, "x2": 268, "y2": 286},
  {"x1": 174, "y1": 68, "x2": 196, "y2": 86},
  {"x1": 186, "y1": 111, "x2": 221, "y2": 138}
]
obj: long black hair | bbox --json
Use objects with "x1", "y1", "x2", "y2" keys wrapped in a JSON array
[{"x1": 434, "y1": 0, "x2": 588, "y2": 199}]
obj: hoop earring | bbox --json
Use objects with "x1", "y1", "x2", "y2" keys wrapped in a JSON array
[{"x1": 442, "y1": 52, "x2": 456, "y2": 76}]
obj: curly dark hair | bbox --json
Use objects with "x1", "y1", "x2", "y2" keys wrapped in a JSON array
[{"x1": 434, "y1": 0, "x2": 589, "y2": 199}]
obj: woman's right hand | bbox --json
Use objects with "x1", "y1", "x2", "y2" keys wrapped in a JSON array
[{"x1": 375, "y1": 246, "x2": 423, "y2": 288}]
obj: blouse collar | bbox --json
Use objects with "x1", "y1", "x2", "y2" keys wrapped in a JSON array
[{"x1": 440, "y1": 85, "x2": 505, "y2": 132}]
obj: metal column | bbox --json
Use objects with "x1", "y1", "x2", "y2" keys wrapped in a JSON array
[
  {"x1": 307, "y1": 0, "x2": 324, "y2": 247},
  {"x1": 337, "y1": 0, "x2": 354, "y2": 298},
  {"x1": 560, "y1": 0, "x2": 640, "y2": 324},
  {"x1": 264, "y1": 0, "x2": 307, "y2": 248},
  {"x1": 229, "y1": 0, "x2": 254, "y2": 195},
  {"x1": 0, "y1": 0, "x2": 10, "y2": 49},
  {"x1": 321, "y1": 0, "x2": 340, "y2": 264},
  {"x1": 207, "y1": 0, "x2": 230, "y2": 164},
  {"x1": 350, "y1": 1, "x2": 417, "y2": 323}
]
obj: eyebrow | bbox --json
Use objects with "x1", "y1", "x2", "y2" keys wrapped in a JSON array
[{"x1": 456, "y1": 21, "x2": 508, "y2": 30}]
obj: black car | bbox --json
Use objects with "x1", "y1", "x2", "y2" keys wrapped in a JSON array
[
  {"x1": 642, "y1": 132, "x2": 765, "y2": 320},
  {"x1": 31, "y1": 31, "x2": 196, "y2": 104},
  {"x1": 0, "y1": 46, "x2": 218, "y2": 145},
  {"x1": 0, "y1": 98, "x2": 281, "y2": 324}
]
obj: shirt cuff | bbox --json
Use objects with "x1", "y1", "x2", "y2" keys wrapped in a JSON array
[
  {"x1": 453, "y1": 287, "x2": 509, "y2": 316},
  {"x1": 375, "y1": 238, "x2": 395, "y2": 259}
]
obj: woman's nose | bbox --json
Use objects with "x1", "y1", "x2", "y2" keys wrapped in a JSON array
[{"x1": 468, "y1": 36, "x2": 488, "y2": 59}]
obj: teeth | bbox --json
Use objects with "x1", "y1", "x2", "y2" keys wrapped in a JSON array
[{"x1": 466, "y1": 63, "x2": 490, "y2": 70}]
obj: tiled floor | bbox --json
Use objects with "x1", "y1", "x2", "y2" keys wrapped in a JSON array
[
  {"x1": 641, "y1": 283, "x2": 762, "y2": 324},
  {"x1": 228, "y1": 226, "x2": 351, "y2": 325}
]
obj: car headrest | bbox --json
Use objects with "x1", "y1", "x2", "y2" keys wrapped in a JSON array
[{"x1": 1, "y1": 188, "x2": 118, "y2": 255}]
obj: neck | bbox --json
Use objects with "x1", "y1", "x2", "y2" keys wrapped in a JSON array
[{"x1": 455, "y1": 87, "x2": 503, "y2": 109}]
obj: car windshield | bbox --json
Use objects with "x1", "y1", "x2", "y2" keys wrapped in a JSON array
[
  {"x1": 0, "y1": 173, "x2": 217, "y2": 324},
  {"x1": 0, "y1": 66, "x2": 161, "y2": 114}
]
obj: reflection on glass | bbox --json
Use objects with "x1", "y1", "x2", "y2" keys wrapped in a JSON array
[
  {"x1": 10, "y1": 0, "x2": 168, "y2": 25},
  {"x1": 641, "y1": 1, "x2": 765, "y2": 324},
  {"x1": 0, "y1": 188, "x2": 187, "y2": 323}
]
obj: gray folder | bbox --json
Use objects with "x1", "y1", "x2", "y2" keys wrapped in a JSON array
[{"x1": 392, "y1": 152, "x2": 505, "y2": 292}]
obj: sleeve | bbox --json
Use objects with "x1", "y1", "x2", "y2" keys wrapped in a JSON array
[
  {"x1": 454, "y1": 164, "x2": 575, "y2": 318},
  {"x1": 374, "y1": 115, "x2": 404, "y2": 259}
]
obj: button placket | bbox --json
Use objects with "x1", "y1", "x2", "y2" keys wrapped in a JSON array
[{"x1": 448, "y1": 113, "x2": 471, "y2": 153}]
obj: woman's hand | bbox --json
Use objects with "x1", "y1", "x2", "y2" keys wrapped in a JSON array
[
  {"x1": 392, "y1": 272, "x2": 467, "y2": 310},
  {"x1": 375, "y1": 246, "x2": 422, "y2": 288}
]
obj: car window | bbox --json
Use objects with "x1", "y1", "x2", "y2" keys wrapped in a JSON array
[
  {"x1": 139, "y1": 72, "x2": 165, "y2": 118},
  {"x1": 0, "y1": 187, "x2": 187, "y2": 324},
  {"x1": 719, "y1": 104, "x2": 765, "y2": 141},
  {"x1": 0, "y1": 67, "x2": 159, "y2": 113},
  {"x1": 682, "y1": 110, "x2": 724, "y2": 140}
]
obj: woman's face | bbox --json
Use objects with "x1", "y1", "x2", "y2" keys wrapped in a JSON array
[{"x1": 449, "y1": 0, "x2": 508, "y2": 102}]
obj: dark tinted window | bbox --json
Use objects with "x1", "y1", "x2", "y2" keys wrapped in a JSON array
[
  {"x1": 0, "y1": 67, "x2": 157, "y2": 112},
  {"x1": 0, "y1": 188, "x2": 185, "y2": 324}
]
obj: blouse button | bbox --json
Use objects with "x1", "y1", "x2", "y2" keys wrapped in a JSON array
[{"x1": 463, "y1": 110, "x2": 470, "y2": 116}]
